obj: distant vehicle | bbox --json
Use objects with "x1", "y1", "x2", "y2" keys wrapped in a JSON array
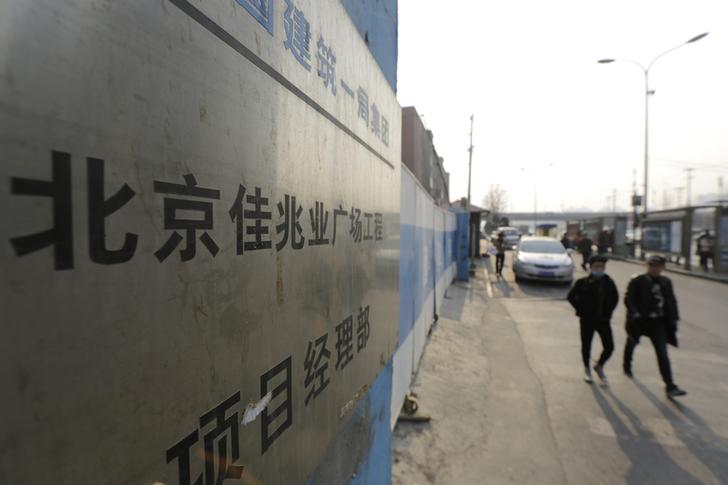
[
  {"x1": 496, "y1": 226, "x2": 521, "y2": 249},
  {"x1": 513, "y1": 236, "x2": 574, "y2": 283}
]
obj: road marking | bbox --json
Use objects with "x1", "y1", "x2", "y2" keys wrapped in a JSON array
[{"x1": 483, "y1": 266, "x2": 494, "y2": 298}]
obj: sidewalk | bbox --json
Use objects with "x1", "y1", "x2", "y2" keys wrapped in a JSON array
[{"x1": 391, "y1": 263, "x2": 567, "y2": 485}]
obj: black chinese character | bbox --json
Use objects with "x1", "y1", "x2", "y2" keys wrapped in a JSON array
[
  {"x1": 275, "y1": 194, "x2": 305, "y2": 251},
  {"x1": 244, "y1": 187, "x2": 272, "y2": 251},
  {"x1": 374, "y1": 212, "x2": 383, "y2": 241},
  {"x1": 87, "y1": 157, "x2": 138, "y2": 264},
  {"x1": 332, "y1": 205, "x2": 348, "y2": 246},
  {"x1": 363, "y1": 212, "x2": 373, "y2": 241},
  {"x1": 166, "y1": 430, "x2": 202, "y2": 485},
  {"x1": 335, "y1": 315, "x2": 354, "y2": 370},
  {"x1": 153, "y1": 174, "x2": 220, "y2": 262},
  {"x1": 356, "y1": 305, "x2": 370, "y2": 352},
  {"x1": 166, "y1": 393, "x2": 244, "y2": 485},
  {"x1": 308, "y1": 201, "x2": 329, "y2": 246},
  {"x1": 9, "y1": 150, "x2": 73, "y2": 270},
  {"x1": 303, "y1": 333, "x2": 331, "y2": 405},
  {"x1": 260, "y1": 357, "x2": 292, "y2": 454},
  {"x1": 229, "y1": 185, "x2": 247, "y2": 255},
  {"x1": 229, "y1": 185, "x2": 272, "y2": 253},
  {"x1": 199, "y1": 392, "x2": 245, "y2": 485},
  {"x1": 349, "y1": 208, "x2": 362, "y2": 243}
]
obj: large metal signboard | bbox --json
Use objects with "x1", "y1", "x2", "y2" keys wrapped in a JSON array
[{"x1": 0, "y1": 1, "x2": 400, "y2": 483}]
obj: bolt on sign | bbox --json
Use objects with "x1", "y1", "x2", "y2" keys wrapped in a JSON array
[{"x1": 0, "y1": 0, "x2": 400, "y2": 483}]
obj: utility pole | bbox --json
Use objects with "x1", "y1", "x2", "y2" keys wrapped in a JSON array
[
  {"x1": 612, "y1": 188, "x2": 617, "y2": 213},
  {"x1": 467, "y1": 115, "x2": 474, "y2": 211},
  {"x1": 674, "y1": 186, "x2": 685, "y2": 207},
  {"x1": 467, "y1": 114, "x2": 475, "y2": 264},
  {"x1": 632, "y1": 169, "x2": 638, "y2": 244},
  {"x1": 685, "y1": 168, "x2": 694, "y2": 207}
]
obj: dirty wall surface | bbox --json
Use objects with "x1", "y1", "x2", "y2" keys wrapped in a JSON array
[{"x1": 0, "y1": 1, "x2": 400, "y2": 483}]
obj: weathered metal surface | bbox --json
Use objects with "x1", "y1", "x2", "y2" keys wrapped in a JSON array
[{"x1": 0, "y1": 0, "x2": 400, "y2": 484}]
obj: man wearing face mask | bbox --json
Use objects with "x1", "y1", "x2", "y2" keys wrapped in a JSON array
[
  {"x1": 623, "y1": 255, "x2": 687, "y2": 397},
  {"x1": 567, "y1": 255, "x2": 619, "y2": 384}
]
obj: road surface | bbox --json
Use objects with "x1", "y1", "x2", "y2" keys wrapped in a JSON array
[{"x1": 392, "y1": 252, "x2": 728, "y2": 484}]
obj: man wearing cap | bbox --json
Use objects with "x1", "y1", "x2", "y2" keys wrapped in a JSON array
[
  {"x1": 567, "y1": 254, "x2": 619, "y2": 384},
  {"x1": 623, "y1": 255, "x2": 687, "y2": 397}
]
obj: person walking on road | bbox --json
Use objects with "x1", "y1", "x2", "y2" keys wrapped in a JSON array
[
  {"x1": 577, "y1": 232, "x2": 594, "y2": 271},
  {"x1": 567, "y1": 255, "x2": 619, "y2": 384},
  {"x1": 560, "y1": 233, "x2": 571, "y2": 250},
  {"x1": 696, "y1": 230, "x2": 714, "y2": 271},
  {"x1": 623, "y1": 255, "x2": 687, "y2": 397},
  {"x1": 494, "y1": 231, "x2": 506, "y2": 276}
]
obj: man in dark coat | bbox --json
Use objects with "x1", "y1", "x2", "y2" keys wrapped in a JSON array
[
  {"x1": 567, "y1": 254, "x2": 619, "y2": 384},
  {"x1": 623, "y1": 255, "x2": 687, "y2": 397},
  {"x1": 577, "y1": 232, "x2": 593, "y2": 271}
]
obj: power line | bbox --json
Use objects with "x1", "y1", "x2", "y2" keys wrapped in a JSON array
[{"x1": 652, "y1": 157, "x2": 728, "y2": 171}]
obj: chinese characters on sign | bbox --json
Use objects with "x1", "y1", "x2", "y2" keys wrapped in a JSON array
[
  {"x1": 8, "y1": 151, "x2": 384, "y2": 270},
  {"x1": 236, "y1": 0, "x2": 390, "y2": 146},
  {"x1": 165, "y1": 304, "x2": 372, "y2": 485}
]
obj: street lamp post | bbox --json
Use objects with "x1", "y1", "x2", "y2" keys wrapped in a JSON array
[{"x1": 598, "y1": 32, "x2": 708, "y2": 256}]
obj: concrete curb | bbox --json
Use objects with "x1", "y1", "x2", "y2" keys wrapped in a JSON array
[{"x1": 610, "y1": 256, "x2": 728, "y2": 284}]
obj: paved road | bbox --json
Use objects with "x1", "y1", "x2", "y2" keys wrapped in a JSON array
[{"x1": 392, "y1": 253, "x2": 728, "y2": 484}]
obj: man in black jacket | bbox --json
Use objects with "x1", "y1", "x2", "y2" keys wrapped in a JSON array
[
  {"x1": 577, "y1": 232, "x2": 594, "y2": 271},
  {"x1": 567, "y1": 255, "x2": 619, "y2": 384},
  {"x1": 623, "y1": 255, "x2": 687, "y2": 397}
]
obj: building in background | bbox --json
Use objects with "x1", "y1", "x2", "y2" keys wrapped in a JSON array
[{"x1": 401, "y1": 106, "x2": 450, "y2": 207}]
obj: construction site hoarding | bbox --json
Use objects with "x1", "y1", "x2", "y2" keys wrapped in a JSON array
[{"x1": 0, "y1": 0, "x2": 400, "y2": 483}]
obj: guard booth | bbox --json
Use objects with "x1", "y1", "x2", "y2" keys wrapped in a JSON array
[{"x1": 535, "y1": 223, "x2": 557, "y2": 237}]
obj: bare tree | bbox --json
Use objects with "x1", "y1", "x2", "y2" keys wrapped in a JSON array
[{"x1": 482, "y1": 184, "x2": 508, "y2": 220}]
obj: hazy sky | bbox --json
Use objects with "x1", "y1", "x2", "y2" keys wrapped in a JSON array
[{"x1": 397, "y1": 0, "x2": 728, "y2": 212}]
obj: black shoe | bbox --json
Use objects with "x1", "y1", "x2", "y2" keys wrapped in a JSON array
[{"x1": 666, "y1": 386, "x2": 687, "y2": 397}]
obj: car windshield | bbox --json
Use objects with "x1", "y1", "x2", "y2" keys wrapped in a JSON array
[{"x1": 520, "y1": 241, "x2": 565, "y2": 254}]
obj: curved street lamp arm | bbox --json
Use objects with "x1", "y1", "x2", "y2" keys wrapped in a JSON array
[
  {"x1": 647, "y1": 33, "x2": 708, "y2": 71},
  {"x1": 647, "y1": 43, "x2": 688, "y2": 71}
]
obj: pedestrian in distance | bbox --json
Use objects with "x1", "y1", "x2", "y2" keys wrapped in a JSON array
[
  {"x1": 623, "y1": 255, "x2": 687, "y2": 397},
  {"x1": 598, "y1": 229, "x2": 610, "y2": 255},
  {"x1": 567, "y1": 254, "x2": 619, "y2": 384},
  {"x1": 560, "y1": 233, "x2": 571, "y2": 250},
  {"x1": 696, "y1": 230, "x2": 714, "y2": 271},
  {"x1": 494, "y1": 231, "x2": 506, "y2": 276},
  {"x1": 577, "y1": 232, "x2": 594, "y2": 271}
]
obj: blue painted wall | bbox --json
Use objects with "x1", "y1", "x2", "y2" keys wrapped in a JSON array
[{"x1": 340, "y1": 0, "x2": 398, "y2": 91}]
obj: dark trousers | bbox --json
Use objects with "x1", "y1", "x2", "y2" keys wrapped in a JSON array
[
  {"x1": 699, "y1": 253, "x2": 712, "y2": 270},
  {"x1": 623, "y1": 319, "x2": 674, "y2": 388},
  {"x1": 495, "y1": 253, "x2": 505, "y2": 274},
  {"x1": 581, "y1": 251, "x2": 591, "y2": 269},
  {"x1": 580, "y1": 320, "x2": 614, "y2": 368}
]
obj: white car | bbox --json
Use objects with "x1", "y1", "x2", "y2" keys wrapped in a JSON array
[
  {"x1": 497, "y1": 226, "x2": 522, "y2": 249},
  {"x1": 513, "y1": 236, "x2": 574, "y2": 283}
]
